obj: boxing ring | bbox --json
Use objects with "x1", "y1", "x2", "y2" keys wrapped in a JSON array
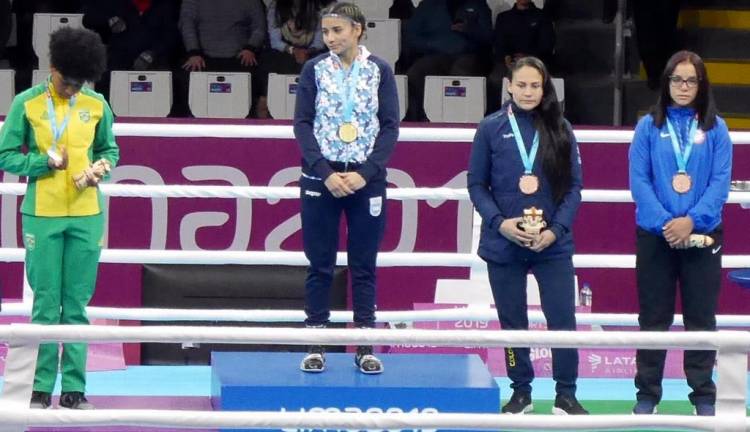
[
  {"x1": 1, "y1": 326, "x2": 750, "y2": 431},
  {"x1": 0, "y1": 123, "x2": 749, "y2": 431}
]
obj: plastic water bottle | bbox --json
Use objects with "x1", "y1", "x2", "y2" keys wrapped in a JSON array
[{"x1": 579, "y1": 283, "x2": 592, "y2": 307}]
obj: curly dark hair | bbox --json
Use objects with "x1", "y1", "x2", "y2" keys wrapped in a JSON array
[{"x1": 49, "y1": 27, "x2": 107, "y2": 83}]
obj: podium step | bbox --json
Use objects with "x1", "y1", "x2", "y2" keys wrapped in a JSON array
[{"x1": 211, "y1": 352, "x2": 500, "y2": 431}]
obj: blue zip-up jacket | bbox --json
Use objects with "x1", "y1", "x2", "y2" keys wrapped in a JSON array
[
  {"x1": 468, "y1": 102, "x2": 583, "y2": 264},
  {"x1": 293, "y1": 46, "x2": 399, "y2": 182},
  {"x1": 629, "y1": 108, "x2": 732, "y2": 235}
]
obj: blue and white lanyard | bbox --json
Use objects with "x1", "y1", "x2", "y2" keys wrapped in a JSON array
[{"x1": 507, "y1": 105, "x2": 539, "y2": 175}]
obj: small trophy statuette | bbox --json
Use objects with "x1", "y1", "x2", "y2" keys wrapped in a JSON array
[
  {"x1": 688, "y1": 234, "x2": 714, "y2": 248},
  {"x1": 518, "y1": 206, "x2": 546, "y2": 235},
  {"x1": 73, "y1": 159, "x2": 111, "y2": 191}
]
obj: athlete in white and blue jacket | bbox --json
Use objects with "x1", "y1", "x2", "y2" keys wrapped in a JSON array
[{"x1": 293, "y1": 2, "x2": 399, "y2": 375}]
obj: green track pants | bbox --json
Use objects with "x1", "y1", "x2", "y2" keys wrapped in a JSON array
[{"x1": 23, "y1": 213, "x2": 103, "y2": 393}]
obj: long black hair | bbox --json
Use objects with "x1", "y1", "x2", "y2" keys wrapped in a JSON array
[
  {"x1": 651, "y1": 50, "x2": 718, "y2": 131},
  {"x1": 275, "y1": 0, "x2": 329, "y2": 33},
  {"x1": 509, "y1": 57, "x2": 571, "y2": 204}
]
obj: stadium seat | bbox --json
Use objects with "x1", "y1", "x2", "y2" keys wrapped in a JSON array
[
  {"x1": 423, "y1": 76, "x2": 486, "y2": 123},
  {"x1": 0, "y1": 70, "x2": 15, "y2": 116},
  {"x1": 268, "y1": 73, "x2": 407, "y2": 121},
  {"x1": 188, "y1": 72, "x2": 251, "y2": 119},
  {"x1": 267, "y1": 73, "x2": 298, "y2": 120},
  {"x1": 350, "y1": 0, "x2": 393, "y2": 19},
  {"x1": 395, "y1": 74, "x2": 407, "y2": 121},
  {"x1": 110, "y1": 71, "x2": 172, "y2": 117},
  {"x1": 365, "y1": 19, "x2": 400, "y2": 71},
  {"x1": 32, "y1": 13, "x2": 83, "y2": 70}
]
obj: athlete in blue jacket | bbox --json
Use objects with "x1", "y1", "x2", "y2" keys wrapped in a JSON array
[
  {"x1": 629, "y1": 51, "x2": 732, "y2": 417},
  {"x1": 293, "y1": 2, "x2": 399, "y2": 375},
  {"x1": 468, "y1": 57, "x2": 587, "y2": 415}
]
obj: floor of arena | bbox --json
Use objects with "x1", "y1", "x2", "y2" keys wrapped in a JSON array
[{"x1": 1, "y1": 364, "x2": 747, "y2": 432}]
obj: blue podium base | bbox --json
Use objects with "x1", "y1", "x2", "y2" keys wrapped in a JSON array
[{"x1": 211, "y1": 352, "x2": 500, "y2": 432}]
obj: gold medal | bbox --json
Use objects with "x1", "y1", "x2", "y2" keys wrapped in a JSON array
[
  {"x1": 338, "y1": 122, "x2": 358, "y2": 143},
  {"x1": 672, "y1": 173, "x2": 692, "y2": 194},
  {"x1": 519, "y1": 174, "x2": 539, "y2": 195}
]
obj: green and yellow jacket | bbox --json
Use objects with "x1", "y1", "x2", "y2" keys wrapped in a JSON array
[{"x1": 0, "y1": 81, "x2": 119, "y2": 217}]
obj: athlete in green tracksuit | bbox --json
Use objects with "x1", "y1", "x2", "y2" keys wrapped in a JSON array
[{"x1": 0, "y1": 27, "x2": 118, "y2": 410}]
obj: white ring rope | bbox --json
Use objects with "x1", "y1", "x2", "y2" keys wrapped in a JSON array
[
  {"x1": 4, "y1": 303, "x2": 750, "y2": 328},
  {"x1": 100, "y1": 122, "x2": 750, "y2": 144},
  {"x1": 0, "y1": 326, "x2": 748, "y2": 431},
  {"x1": 0, "y1": 126, "x2": 747, "y2": 432},
  {"x1": 0, "y1": 121, "x2": 748, "y2": 143},
  {"x1": 0, "y1": 325, "x2": 747, "y2": 431},
  {"x1": 2, "y1": 249, "x2": 749, "y2": 268},
  {"x1": 0, "y1": 409, "x2": 733, "y2": 431},
  {"x1": 0, "y1": 328, "x2": 746, "y2": 432},
  {"x1": 0, "y1": 183, "x2": 749, "y2": 204},
  {"x1": 1, "y1": 325, "x2": 748, "y2": 350}
]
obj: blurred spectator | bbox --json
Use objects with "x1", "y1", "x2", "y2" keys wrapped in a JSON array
[
  {"x1": 404, "y1": 0, "x2": 492, "y2": 121},
  {"x1": 172, "y1": 0, "x2": 266, "y2": 117},
  {"x1": 390, "y1": 0, "x2": 415, "y2": 19},
  {"x1": 389, "y1": 0, "x2": 415, "y2": 74},
  {"x1": 84, "y1": 0, "x2": 177, "y2": 71},
  {"x1": 253, "y1": 0, "x2": 330, "y2": 118},
  {"x1": 542, "y1": 0, "x2": 560, "y2": 20},
  {"x1": 487, "y1": 0, "x2": 554, "y2": 112},
  {"x1": 83, "y1": 0, "x2": 179, "y2": 100},
  {"x1": 0, "y1": 0, "x2": 10, "y2": 65},
  {"x1": 633, "y1": 0, "x2": 681, "y2": 90}
]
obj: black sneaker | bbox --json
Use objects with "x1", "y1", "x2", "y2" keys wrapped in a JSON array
[
  {"x1": 354, "y1": 345, "x2": 383, "y2": 374},
  {"x1": 552, "y1": 394, "x2": 588, "y2": 415},
  {"x1": 300, "y1": 345, "x2": 326, "y2": 373},
  {"x1": 501, "y1": 391, "x2": 533, "y2": 414},
  {"x1": 59, "y1": 391, "x2": 94, "y2": 410},
  {"x1": 30, "y1": 391, "x2": 51, "y2": 409}
]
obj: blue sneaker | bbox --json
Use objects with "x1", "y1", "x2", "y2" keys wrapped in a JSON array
[
  {"x1": 693, "y1": 403, "x2": 715, "y2": 416},
  {"x1": 632, "y1": 400, "x2": 657, "y2": 414}
]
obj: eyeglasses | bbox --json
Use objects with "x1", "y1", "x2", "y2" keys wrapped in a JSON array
[{"x1": 668, "y1": 75, "x2": 700, "y2": 88}]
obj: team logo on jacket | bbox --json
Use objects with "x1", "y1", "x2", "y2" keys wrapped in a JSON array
[
  {"x1": 369, "y1": 196, "x2": 382, "y2": 217},
  {"x1": 78, "y1": 110, "x2": 91, "y2": 123}
]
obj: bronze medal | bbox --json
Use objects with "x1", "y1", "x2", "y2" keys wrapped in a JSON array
[
  {"x1": 338, "y1": 122, "x2": 358, "y2": 143},
  {"x1": 518, "y1": 174, "x2": 539, "y2": 195},
  {"x1": 672, "y1": 173, "x2": 692, "y2": 194}
]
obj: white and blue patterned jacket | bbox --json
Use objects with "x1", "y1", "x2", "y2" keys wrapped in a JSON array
[{"x1": 293, "y1": 45, "x2": 399, "y2": 182}]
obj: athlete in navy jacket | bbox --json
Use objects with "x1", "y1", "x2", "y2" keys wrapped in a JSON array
[{"x1": 468, "y1": 57, "x2": 587, "y2": 415}]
